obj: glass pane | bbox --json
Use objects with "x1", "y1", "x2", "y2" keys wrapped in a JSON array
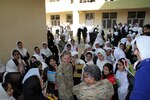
[
  {"x1": 107, "y1": 19, "x2": 111, "y2": 28},
  {"x1": 127, "y1": 19, "x2": 132, "y2": 25},
  {"x1": 57, "y1": 21, "x2": 60, "y2": 26},
  {"x1": 56, "y1": 15, "x2": 60, "y2": 20},
  {"x1": 103, "y1": 20, "x2": 106, "y2": 28},
  {"x1": 90, "y1": 13, "x2": 94, "y2": 19},
  {"x1": 86, "y1": 13, "x2": 90, "y2": 19},
  {"x1": 133, "y1": 19, "x2": 138, "y2": 24},
  {"x1": 110, "y1": 12, "x2": 117, "y2": 18},
  {"x1": 112, "y1": 20, "x2": 116, "y2": 28},
  {"x1": 103, "y1": 13, "x2": 109, "y2": 18},
  {"x1": 51, "y1": 15, "x2": 54, "y2": 20},
  {"x1": 54, "y1": 21, "x2": 57, "y2": 26},
  {"x1": 51, "y1": 21, "x2": 54, "y2": 26},
  {"x1": 128, "y1": 12, "x2": 136, "y2": 18},
  {"x1": 139, "y1": 19, "x2": 144, "y2": 27},
  {"x1": 137, "y1": 11, "x2": 145, "y2": 18},
  {"x1": 67, "y1": 14, "x2": 72, "y2": 19}
]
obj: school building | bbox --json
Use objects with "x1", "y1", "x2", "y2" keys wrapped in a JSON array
[{"x1": 46, "y1": 0, "x2": 150, "y2": 34}]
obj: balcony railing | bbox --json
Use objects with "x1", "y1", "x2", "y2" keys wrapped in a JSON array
[{"x1": 79, "y1": 0, "x2": 95, "y2": 3}]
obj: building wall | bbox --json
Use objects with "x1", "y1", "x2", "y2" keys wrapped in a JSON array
[
  {"x1": 0, "y1": 0, "x2": 46, "y2": 64},
  {"x1": 46, "y1": 8, "x2": 150, "y2": 30},
  {"x1": 145, "y1": 9, "x2": 150, "y2": 24}
]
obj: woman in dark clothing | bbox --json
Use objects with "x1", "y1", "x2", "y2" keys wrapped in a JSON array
[
  {"x1": 18, "y1": 75, "x2": 49, "y2": 100},
  {"x1": 43, "y1": 55, "x2": 58, "y2": 97},
  {"x1": 47, "y1": 30, "x2": 54, "y2": 49},
  {"x1": 48, "y1": 42, "x2": 59, "y2": 64},
  {"x1": 4, "y1": 72, "x2": 23, "y2": 99}
]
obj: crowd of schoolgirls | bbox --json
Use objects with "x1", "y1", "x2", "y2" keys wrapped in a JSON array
[{"x1": 0, "y1": 23, "x2": 150, "y2": 100}]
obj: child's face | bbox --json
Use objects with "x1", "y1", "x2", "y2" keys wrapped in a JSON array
[
  {"x1": 71, "y1": 40, "x2": 75, "y2": 45},
  {"x1": 13, "y1": 51, "x2": 20, "y2": 60},
  {"x1": 31, "y1": 57, "x2": 37, "y2": 63},
  {"x1": 117, "y1": 61, "x2": 124, "y2": 71},
  {"x1": 63, "y1": 55, "x2": 71, "y2": 65},
  {"x1": 7, "y1": 84, "x2": 13, "y2": 97},
  {"x1": 97, "y1": 53, "x2": 104, "y2": 61},
  {"x1": 95, "y1": 43, "x2": 99, "y2": 48},
  {"x1": 103, "y1": 66, "x2": 111, "y2": 76},
  {"x1": 67, "y1": 46, "x2": 71, "y2": 51},
  {"x1": 43, "y1": 44, "x2": 48, "y2": 49},
  {"x1": 71, "y1": 55, "x2": 77, "y2": 62},
  {"x1": 35, "y1": 48, "x2": 40, "y2": 54},
  {"x1": 18, "y1": 42, "x2": 23, "y2": 49},
  {"x1": 49, "y1": 59, "x2": 56, "y2": 66},
  {"x1": 86, "y1": 54, "x2": 92, "y2": 61}
]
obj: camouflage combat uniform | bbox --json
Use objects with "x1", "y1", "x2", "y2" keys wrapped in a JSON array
[
  {"x1": 73, "y1": 79, "x2": 114, "y2": 100},
  {"x1": 56, "y1": 63, "x2": 74, "y2": 100}
]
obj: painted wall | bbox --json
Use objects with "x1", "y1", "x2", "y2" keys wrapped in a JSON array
[
  {"x1": 46, "y1": 8, "x2": 150, "y2": 29},
  {"x1": 0, "y1": 0, "x2": 46, "y2": 64},
  {"x1": 145, "y1": 9, "x2": 150, "y2": 24}
]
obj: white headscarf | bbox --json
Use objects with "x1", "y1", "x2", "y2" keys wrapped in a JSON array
[
  {"x1": 120, "y1": 38, "x2": 127, "y2": 44},
  {"x1": 40, "y1": 42, "x2": 52, "y2": 57},
  {"x1": 85, "y1": 51, "x2": 94, "y2": 65},
  {"x1": 96, "y1": 48, "x2": 110, "y2": 71},
  {"x1": 6, "y1": 59, "x2": 18, "y2": 72},
  {"x1": 114, "y1": 47, "x2": 126, "y2": 61},
  {"x1": 22, "y1": 68, "x2": 40, "y2": 84},
  {"x1": 136, "y1": 36, "x2": 150, "y2": 60},
  {"x1": 84, "y1": 44, "x2": 91, "y2": 49},
  {"x1": 0, "y1": 83, "x2": 16, "y2": 100},
  {"x1": 16, "y1": 41, "x2": 27, "y2": 57}
]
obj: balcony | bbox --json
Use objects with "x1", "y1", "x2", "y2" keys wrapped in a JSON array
[
  {"x1": 45, "y1": 0, "x2": 105, "y2": 13},
  {"x1": 45, "y1": 0, "x2": 150, "y2": 13}
]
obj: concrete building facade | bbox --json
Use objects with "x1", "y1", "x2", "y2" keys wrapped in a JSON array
[{"x1": 46, "y1": 0, "x2": 150, "y2": 34}]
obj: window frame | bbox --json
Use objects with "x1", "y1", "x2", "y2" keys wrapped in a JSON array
[
  {"x1": 102, "y1": 12, "x2": 117, "y2": 29},
  {"x1": 50, "y1": 15, "x2": 60, "y2": 26}
]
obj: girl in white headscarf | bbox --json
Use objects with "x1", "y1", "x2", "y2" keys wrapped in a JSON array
[
  {"x1": 6, "y1": 49, "x2": 26, "y2": 74},
  {"x1": 16, "y1": 41, "x2": 30, "y2": 66},
  {"x1": 85, "y1": 51, "x2": 94, "y2": 65},
  {"x1": 80, "y1": 44, "x2": 92, "y2": 61},
  {"x1": 115, "y1": 58, "x2": 134, "y2": 100},
  {"x1": 0, "y1": 82, "x2": 16, "y2": 100},
  {"x1": 70, "y1": 39, "x2": 78, "y2": 51},
  {"x1": 113, "y1": 47, "x2": 126, "y2": 72},
  {"x1": 40, "y1": 42, "x2": 52, "y2": 58},
  {"x1": 16, "y1": 41, "x2": 30, "y2": 59},
  {"x1": 33, "y1": 46, "x2": 48, "y2": 70},
  {"x1": 96, "y1": 48, "x2": 110, "y2": 72}
]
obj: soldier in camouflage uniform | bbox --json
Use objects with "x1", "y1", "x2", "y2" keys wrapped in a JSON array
[
  {"x1": 56, "y1": 51, "x2": 74, "y2": 100},
  {"x1": 73, "y1": 64, "x2": 114, "y2": 100}
]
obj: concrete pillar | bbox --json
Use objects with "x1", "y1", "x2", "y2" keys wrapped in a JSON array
[
  {"x1": 72, "y1": 0, "x2": 80, "y2": 38},
  {"x1": 73, "y1": 10, "x2": 79, "y2": 37}
]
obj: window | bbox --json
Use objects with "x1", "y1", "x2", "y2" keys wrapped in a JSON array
[
  {"x1": 50, "y1": 0, "x2": 59, "y2": 2},
  {"x1": 86, "y1": 13, "x2": 94, "y2": 20},
  {"x1": 51, "y1": 15, "x2": 60, "y2": 26},
  {"x1": 80, "y1": 0, "x2": 95, "y2": 3},
  {"x1": 128, "y1": 11, "x2": 145, "y2": 26},
  {"x1": 102, "y1": 12, "x2": 117, "y2": 29},
  {"x1": 66, "y1": 14, "x2": 73, "y2": 24},
  {"x1": 85, "y1": 13, "x2": 95, "y2": 26}
]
